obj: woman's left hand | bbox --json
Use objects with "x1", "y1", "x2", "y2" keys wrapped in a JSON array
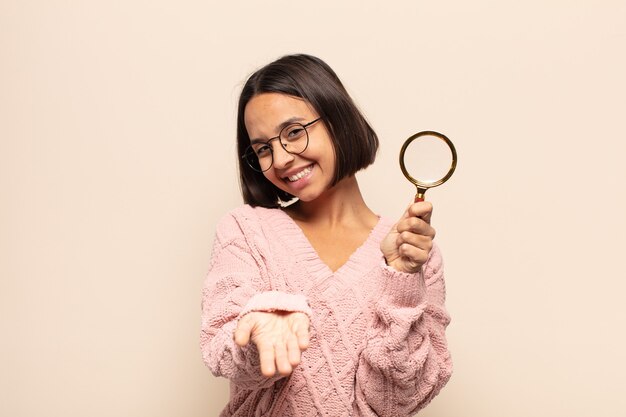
[{"x1": 380, "y1": 201, "x2": 436, "y2": 274}]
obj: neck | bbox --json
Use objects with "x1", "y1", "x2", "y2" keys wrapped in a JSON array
[{"x1": 286, "y1": 176, "x2": 377, "y2": 228}]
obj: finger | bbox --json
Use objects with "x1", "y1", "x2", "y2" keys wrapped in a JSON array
[
  {"x1": 407, "y1": 201, "x2": 433, "y2": 223},
  {"x1": 273, "y1": 341, "x2": 293, "y2": 376},
  {"x1": 397, "y1": 217, "x2": 436, "y2": 238},
  {"x1": 294, "y1": 323, "x2": 310, "y2": 350},
  {"x1": 234, "y1": 315, "x2": 253, "y2": 347},
  {"x1": 399, "y1": 204, "x2": 411, "y2": 221},
  {"x1": 286, "y1": 334, "x2": 302, "y2": 367},
  {"x1": 256, "y1": 340, "x2": 277, "y2": 377},
  {"x1": 399, "y1": 242, "x2": 430, "y2": 266},
  {"x1": 290, "y1": 314, "x2": 310, "y2": 350},
  {"x1": 396, "y1": 231, "x2": 434, "y2": 252}
]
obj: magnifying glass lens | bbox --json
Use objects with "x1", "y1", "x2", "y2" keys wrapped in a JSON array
[
  {"x1": 399, "y1": 130, "x2": 457, "y2": 201},
  {"x1": 403, "y1": 133, "x2": 455, "y2": 183}
]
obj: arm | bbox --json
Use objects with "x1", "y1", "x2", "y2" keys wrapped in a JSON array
[
  {"x1": 200, "y1": 212, "x2": 311, "y2": 389},
  {"x1": 354, "y1": 244, "x2": 452, "y2": 416}
]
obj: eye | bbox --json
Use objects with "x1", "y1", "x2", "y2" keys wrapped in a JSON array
[
  {"x1": 284, "y1": 125, "x2": 306, "y2": 141},
  {"x1": 254, "y1": 144, "x2": 271, "y2": 157}
]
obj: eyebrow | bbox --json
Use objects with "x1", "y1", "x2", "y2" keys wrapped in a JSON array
[{"x1": 249, "y1": 116, "x2": 306, "y2": 144}]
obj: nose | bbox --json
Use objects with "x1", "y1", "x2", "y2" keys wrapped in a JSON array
[{"x1": 271, "y1": 142, "x2": 295, "y2": 169}]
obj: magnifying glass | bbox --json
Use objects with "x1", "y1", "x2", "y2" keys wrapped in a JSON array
[{"x1": 399, "y1": 131, "x2": 458, "y2": 202}]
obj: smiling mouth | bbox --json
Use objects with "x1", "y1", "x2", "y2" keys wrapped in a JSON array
[{"x1": 285, "y1": 165, "x2": 313, "y2": 182}]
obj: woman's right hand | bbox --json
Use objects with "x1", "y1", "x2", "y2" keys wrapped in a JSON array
[
  {"x1": 234, "y1": 311, "x2": 310, "y2": 377},
  {"x1": 380, "y1": 201, "x2": 435, "y2": 274}
]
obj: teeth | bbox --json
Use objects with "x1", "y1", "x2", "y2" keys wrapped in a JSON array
[{"x1": 287, "y1": 166, "x2": 312, "y2": 182}]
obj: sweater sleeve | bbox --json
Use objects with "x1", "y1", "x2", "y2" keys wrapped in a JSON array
[
  {"x1": 354, "y1": 243, "x2": 452, "y2": 416},
  {"x1": 200, "y1": 211, "x2": 312, "y2": 389}
]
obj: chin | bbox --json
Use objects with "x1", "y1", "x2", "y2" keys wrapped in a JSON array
[
  {"x1": 291, "y1": 188, "x2": 327, "y2": 203},
  {"x1": 274, "y1": 180, "x2": 330, "y2": 204}
]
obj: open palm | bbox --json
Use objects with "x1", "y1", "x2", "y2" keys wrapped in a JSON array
[{"x1": 234, "y1": 311, "x2": 310, "y2": 377}]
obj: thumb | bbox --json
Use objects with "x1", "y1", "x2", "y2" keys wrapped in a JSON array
[
  {"x1": 401, "y1": 202, "x2": 412, "y2": 220},
  {"x1": 234, "y1": 314, "x2": 254, "y2": 347},
  {"x1": 394, "y1": 201, "x2": 415, "y2": 226},
  {"x1": 293, "y1": 317, "x2": 310, "y2": 350}
]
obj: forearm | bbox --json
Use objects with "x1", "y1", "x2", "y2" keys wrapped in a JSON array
[
  {"x1": 201, "y1": 287, "x2": 312, "y2": 388},
  {"x1": 355, "y1": 247, "x2": 452, "y2": 414}
]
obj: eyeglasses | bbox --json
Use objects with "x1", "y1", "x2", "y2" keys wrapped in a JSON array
[{"x1": 242, "y1": 118, "x2": 322, "y2": 172}]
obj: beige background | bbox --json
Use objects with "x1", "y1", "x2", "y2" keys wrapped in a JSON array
[{"x1": 2, "y1": 1, "x2": 625, "y2": 416}]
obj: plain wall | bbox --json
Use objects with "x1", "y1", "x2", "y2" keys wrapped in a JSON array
[{"x1": 1, "y1": 1, "x2": 625, "y2": 416}]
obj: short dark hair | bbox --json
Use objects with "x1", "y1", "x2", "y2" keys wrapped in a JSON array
[{"x1": 236, "y1": 54, "x2": 379, "y2": 208}]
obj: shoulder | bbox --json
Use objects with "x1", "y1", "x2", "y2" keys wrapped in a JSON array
[
  {"x1": 218, "y1": 204, "x2": 285, "y2": 226},
  {"x1": 214, "y1": 204, "x2": 285, "y2": 241}
]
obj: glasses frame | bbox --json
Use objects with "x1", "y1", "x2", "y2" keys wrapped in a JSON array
[{"x1": 242, "y1": 117, "x2": 322, "y2": 173}]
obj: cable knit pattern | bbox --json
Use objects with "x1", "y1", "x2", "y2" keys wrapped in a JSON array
[{"x1": 200, "y1": 205, "x2": 452, "y2": 416}]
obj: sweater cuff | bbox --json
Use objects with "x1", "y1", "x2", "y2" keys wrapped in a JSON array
[
  {"x1": 239, "y1": 291, "x2": 313, "y2": 318},
  {"x1": 379, "y1": 261, "x2": 427, "y2": 307}
]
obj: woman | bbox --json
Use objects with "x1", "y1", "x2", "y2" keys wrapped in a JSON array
[{"x1": 201, "y1": 54, "x2": 452, "y2": 416}]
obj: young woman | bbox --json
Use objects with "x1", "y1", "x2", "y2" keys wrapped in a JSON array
[{"x1": 201, "y1": 54, "x2": 452, "y2": 416}]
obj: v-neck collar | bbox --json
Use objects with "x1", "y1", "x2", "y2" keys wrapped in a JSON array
[{"x1": 269, "y1": 208, "x2": 390, "y2": 284}]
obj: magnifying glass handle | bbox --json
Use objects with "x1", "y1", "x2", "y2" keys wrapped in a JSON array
[{"x1": 414, "y1": 189, "x2": 426, "y2": 202}]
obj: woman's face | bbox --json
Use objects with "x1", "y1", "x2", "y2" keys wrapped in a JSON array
[{"x1": 244, "y1": 93, "x2": 336, "y2": 202}]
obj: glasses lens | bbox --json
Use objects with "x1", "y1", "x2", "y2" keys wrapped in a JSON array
[
  {"x1": 244, "y1": 148, "x2": 268, "y2": 172},
  {"x1": 280, "y1": 124, "x2": 309, "y2": 155},
  {"x1": 244, "y1": 122, "x2": 313, "y2": 172}
]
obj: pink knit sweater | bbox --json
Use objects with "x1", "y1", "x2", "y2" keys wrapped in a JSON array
[{"x1": 200, "y1": 205, "x2": 452, "y2": 416}]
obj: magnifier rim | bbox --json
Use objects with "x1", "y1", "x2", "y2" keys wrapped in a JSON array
[{"x1": 399, "y1": 130, "x2": 458, "y2": 189}]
